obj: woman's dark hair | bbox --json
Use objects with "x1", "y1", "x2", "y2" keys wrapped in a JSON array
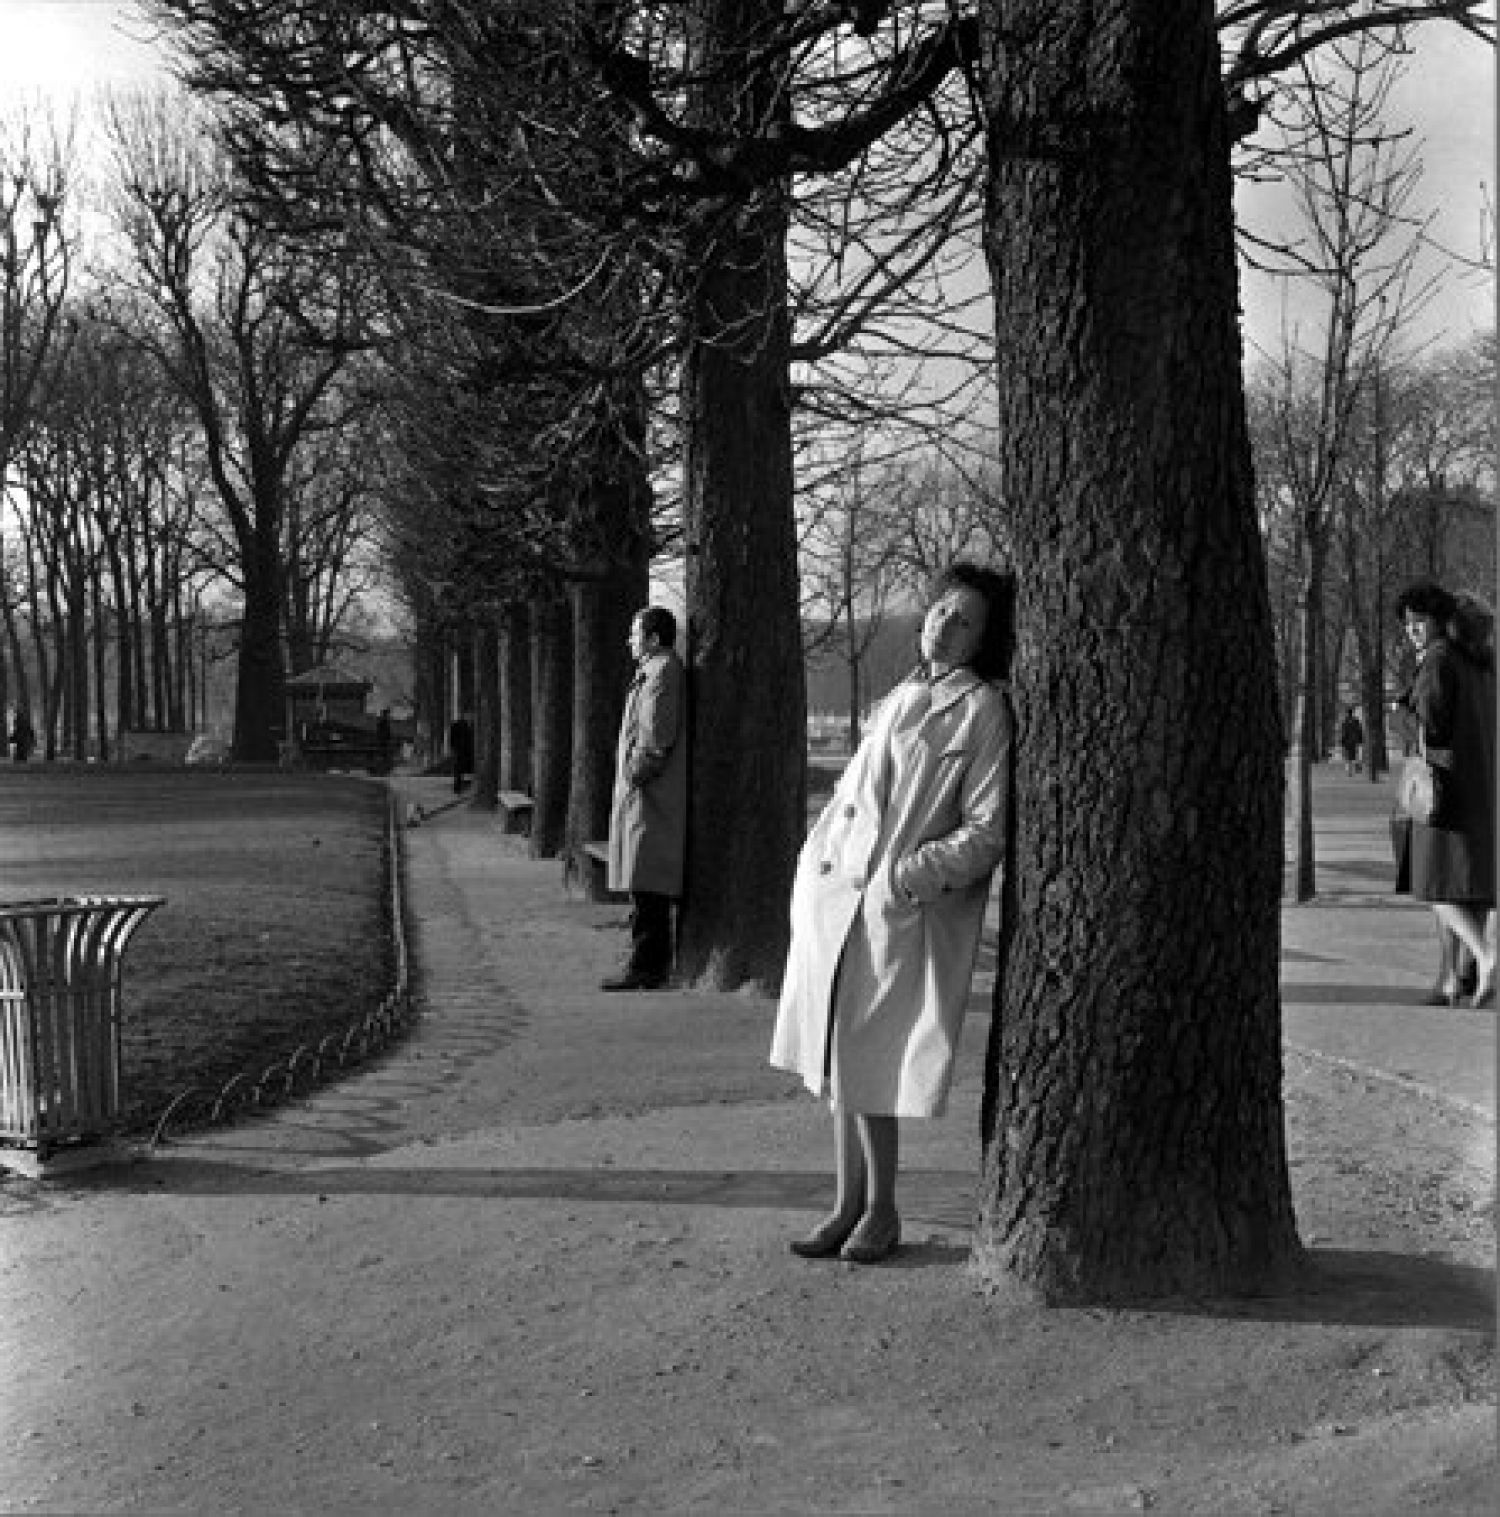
[
  {"x1": 638, "y1": 605, "x2": 677, "y2": 649},
  {"x1": 1450, "y1": 590, "x2": 1495, "y2": 666},
  {"x1": 927, "y1": 561, "x2": 1017, "y2": 681},
  {"x1": 1395, "y1": 578, "x2": 1457, "y2": 623}
]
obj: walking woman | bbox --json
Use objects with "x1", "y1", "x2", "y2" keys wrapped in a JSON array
[
  {"x1": 771, "y1": 562, "x2": 1016, "y2": 1263},
  {"x1": 1396, "y1": 579, "x2": 1496, "y2": 1007}
]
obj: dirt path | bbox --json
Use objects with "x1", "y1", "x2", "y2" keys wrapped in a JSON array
[{"x1": 0, "y1": 789, "x2": 1493, "y2": 1514}]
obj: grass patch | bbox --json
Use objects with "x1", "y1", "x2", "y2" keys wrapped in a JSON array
[{"x1": 0, "y1": 769, "x2": 392, "y2": 1131}]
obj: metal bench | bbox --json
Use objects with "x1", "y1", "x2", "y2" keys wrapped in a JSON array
[
  {"x1": 0, "y1": 895, "x2": 165, "y2": 1175},
  {"x1": 497, "y1": 790, "x2": 534, "y2": 836},
  {"x1": 564, "y1": 842, "x2": 628, "y2": 903}
]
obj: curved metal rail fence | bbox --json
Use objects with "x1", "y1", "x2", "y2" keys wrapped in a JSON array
[{"x1": 149, "y1": 793, "x2": 413, "y2": 1147}]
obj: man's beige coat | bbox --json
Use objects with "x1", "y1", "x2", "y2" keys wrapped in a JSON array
[{"x1": 607, "y1": 649, "x2": 687, "y2": 897}]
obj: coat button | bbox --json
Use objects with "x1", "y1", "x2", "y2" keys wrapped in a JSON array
[
  {"x1": 843, "y1": 804, "x2": 856, "y2": 818},
  {"x1": 819, "y1": 861, "x2": 832, "y2": 875}
]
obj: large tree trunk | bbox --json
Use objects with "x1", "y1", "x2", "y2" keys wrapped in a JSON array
[
  {"x1": 564, "y1": 566, "x2": 642, "y2": 865},
  {"x1": 233, "y1": 527, "x2": 286, "y2": 762},
  {"x1": 67, "y1": 583, "x2": 88, "y2": 760},
  {"x1": 530, "y1": 592, "x2": 573, "y2": 859},
  {"x1": 412, "y1": 605, "x2": 447, "y2": 768},
  {"x1": 974, "y1": 0, "x2": 1301, "y2": 1303},
  {"x1": 676, "y1": 0, "x2": 807, "y2": 993},
  {"x1": 472, "y1": 617, "x2": 501, "y2": 810},
  {"x1": 499, "y1": 600, "x2": 533, "y2": 794}
]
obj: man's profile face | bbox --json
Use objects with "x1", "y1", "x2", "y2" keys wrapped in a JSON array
[{"x1": 629, "y1": 614, "x2": 653, "y2": 663}]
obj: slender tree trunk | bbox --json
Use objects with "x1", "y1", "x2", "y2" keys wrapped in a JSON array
[
  {"x1": 1291, "y1": 540, "x2": 1326, "y2": 902},
  {"x1": 24, "y1": 536, "x2": 53, "y2": 756},
  {"x1": 168, "y1": 577, "x2": 187, "y2": 732},
  {"x1": 0, "y1": 595, "x2": 27, "y2": 730},
  {"x1": 70, "y1": 585, "x2": 88, "y2": 758},
  {"x1": 135, "y1": 561, "x2": 154, "y2": 729},
  {"x1": 103, "y1": 535, "x2": 134, "y2": 741},
  {"x1": 1322, "y1": 612, "x2": 1345, "y2": 758},
  {"x1": 974, "y1": 0, "x2": 1301, "y2": 1303},
  {"x1": 91, "y1": 576, "x2": 109, "y2": 762},
  {"x1": 844, "y1": 593, "x2": 862, "y2": 753}
]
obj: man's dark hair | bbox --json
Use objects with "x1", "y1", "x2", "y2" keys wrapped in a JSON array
[
  {"x1": 927, "y1": 561, "x2": 1017, "y2": 682},
  {"x1": 639, "y1": 606, "x2": 677, "y2": 649}
]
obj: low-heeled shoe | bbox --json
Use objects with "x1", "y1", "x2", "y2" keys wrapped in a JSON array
[
  {"x1": 789, "y1": 1221, "x2": 857, "y2": 1259},
  {"x1": 601, "y1": 971, "x2": 666, "y2": 992},
  {"x1": 839, "y1": 1219, "x2": 901, "y2": 1265}
]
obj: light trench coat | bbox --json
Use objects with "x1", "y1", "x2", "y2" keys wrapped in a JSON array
[
  {"x1": 771, "y1": 670, "x2": 1013, "y2": 1118},
  {"x1": 606, "y1": 649, "x2": 688, "y2": 897}
]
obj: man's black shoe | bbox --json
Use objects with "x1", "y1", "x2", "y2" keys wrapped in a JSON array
[{"x1": 601, "y1": 970, "x2": 666, "y2": 992}]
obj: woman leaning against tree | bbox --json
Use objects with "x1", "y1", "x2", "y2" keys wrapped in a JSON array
[{"x1": 771, "y1": 561, "x2": 1016, "y2": 1264}]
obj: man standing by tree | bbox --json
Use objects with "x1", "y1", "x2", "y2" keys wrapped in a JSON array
[{"x1": 604, "y1": 607, "x2": 688, "y2": 992}]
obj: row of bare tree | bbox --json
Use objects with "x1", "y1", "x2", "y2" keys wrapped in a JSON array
[
  {"x1": 800, "y1": 309, "x2": 1495, "y2": 781},
  {"x1": 0, "y1": 98, "x2": 389, "y2": 762},
  {"x1": 9, "y1": 1, "x2": 1490, "y2": 1303}
]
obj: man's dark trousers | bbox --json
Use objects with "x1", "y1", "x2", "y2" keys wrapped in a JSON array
[{"x1": 628, "y1": 891, "x2": 674, "y2": 983}]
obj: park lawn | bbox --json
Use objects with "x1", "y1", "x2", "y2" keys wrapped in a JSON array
[{"x1": 0, "y1": 768, "x2": 392, "y2": 1132}]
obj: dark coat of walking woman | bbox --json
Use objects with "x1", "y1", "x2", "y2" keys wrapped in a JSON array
[
  {"x1": 772, "y1": 562, "x2": 1016, "y2": 1264},
  {"x1": 1396, "y1": 580, "x2": 1495, "y2": 1007}
]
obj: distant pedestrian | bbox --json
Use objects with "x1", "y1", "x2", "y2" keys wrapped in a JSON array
[
  {"x1": 1393, "y1": 580, "x2": 1495, "y2": 1008},
  {"x1": 772, "y1": 562, "x2": 1016, "y2": 1265},
  {"x1": 375, "y1": 708, "x2": 393, "y2": 774},
  {"x1": 1338, "y1": 707, "x2": 1363, "y2": 774},
  {"x1": 603, "y1": 606, "x2": 687, "y2": 992},
  {"x1": 10, "y1": 708, "x2": 35, "y2": 763},
  {"x1": 448, "y1": 712, "x2": 474, "y2": 793}
]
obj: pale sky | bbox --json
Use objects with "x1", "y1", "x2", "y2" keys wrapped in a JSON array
[
  {"x1": 0, "y1": 0, "x2": 162, "y2": 95},
  {"x1": 1, "y1": 0, "x2": 1493, "y2": 357}
]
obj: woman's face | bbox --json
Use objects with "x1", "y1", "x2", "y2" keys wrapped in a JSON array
[
  {"x1": 921, "y1": 585, "x2": 988, "y2": 673},
  {"x1": 1404, "y1": 610, "x2": 1441, "y2": 655}
]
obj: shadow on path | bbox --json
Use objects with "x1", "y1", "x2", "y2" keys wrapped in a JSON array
[
  {"x1": 68, "y1": 1159, "x2": 1495, "y2": 1330},
  {"x1": 1158, "y1": 1248, "x2": 1496, "y2": 1334},
  {"x1": 1281, "y1": 982, "x2": 1443, "y2": 1008}
]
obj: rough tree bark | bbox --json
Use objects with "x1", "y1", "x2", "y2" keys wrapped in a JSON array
[
  {"x1": 564, "y1": 566, "x2": 643, "y2": 865},
  {"x1": 676, "y1": 0, "x2": 807, "y2": 992},
  {"x1": 530, "y1": 592, "x2": 573, "y2": 860},
  {"x1": 974, "y1": 0, "x2": 1302, "y2": 1303},
  {"x1": 234, "y1": 526, "x2": 286, "y2": 762},
  {"x1": 499, "y1": 600, "x2": 533, "y2": 795},
  {"x1": 472, "y1": 617, "x2": 501, "y2": 811}
]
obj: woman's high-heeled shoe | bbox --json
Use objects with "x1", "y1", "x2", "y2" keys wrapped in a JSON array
[
  {"x1": 1469, "y1": 959, "x2": 1495, "y2": 1010},
  {"x1": 789, "y1": 1217, "x2": 859, "y2": 1259},
  {"x1": 839, "y1": 1215, "x2": 901, "y2": 1265}
]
